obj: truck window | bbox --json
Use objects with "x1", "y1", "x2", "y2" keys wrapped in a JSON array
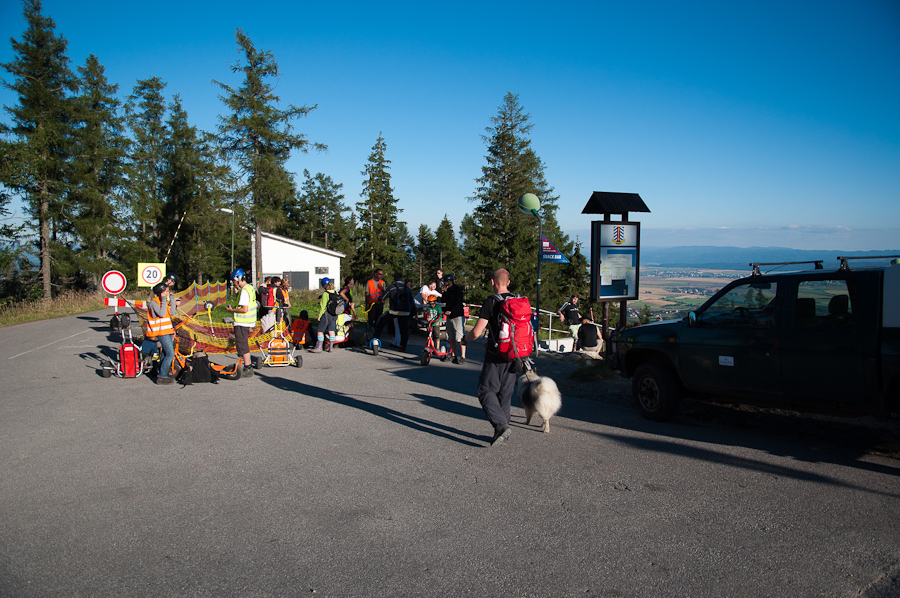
[
  {"x1": 698, "y1": 282, "x2": 778, "y2": 328},
  {"x1": 793, "y1": 280, "x2": 853, "y2": 328}
]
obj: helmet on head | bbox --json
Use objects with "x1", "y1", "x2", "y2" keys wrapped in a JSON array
[
  {"x1": 442, "y1": 274, "x2": 454, "y2": 283},
  {"x1": 321, "y1": 277, "x2": 331, "y2": 286},
  {"x1": 163, "y1": 273, "x2": 178, "y2": 284},
  {"x1": 152, "y1": 282, "x2": 167, "y2": 296},
  {"x1": 230, "y1": 268, "x2": 245, "y2": 281},
  {"x1": 427, "y1": 294, "x2": 439, "y2": 302}
]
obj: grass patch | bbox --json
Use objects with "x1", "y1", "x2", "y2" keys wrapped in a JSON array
[{"x1": 0, "y1": 290, "x2": 115, "y2": 328}]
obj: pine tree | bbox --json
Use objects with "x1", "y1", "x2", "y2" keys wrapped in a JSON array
[
  {"x1": 414, "y1": 224, "x2": 437, "y2": 285},
  {"x1": 0, "y1": 0, "x2": 79, "y2": 299},
  {"x1": 214, "y1": 29, "x2": 325, "y2": 279},
  {"x1": 355, "y1": 133, "x2": 410, "y2": 276},
  {"x1": 123, "y1": 76, "x2": 167, "y2": 264},
  {"x1": 288, "y1": 169, "x2": 351, "y2": 252},
  {"x1": 69, "y1": 53, "x2": 127, "y2": 289},
  {"x1": 160, "y1": 96, "x2": 234, "y2": 284},
  {"x1": 434, "y1": 214, "x2": 461, "y2": 276}
]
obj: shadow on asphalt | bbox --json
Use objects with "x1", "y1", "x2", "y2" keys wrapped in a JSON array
[{"x1": 259, "y1": 373, "x2": 487, "y2": 447}]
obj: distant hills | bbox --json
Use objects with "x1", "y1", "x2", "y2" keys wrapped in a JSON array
[{"x1": 638, "y1": 246, "x2": 900, "y2": 270}]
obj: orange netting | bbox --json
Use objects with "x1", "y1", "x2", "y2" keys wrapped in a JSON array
[{"x1": 133, "y1": 281, "x2": 287, "y2": 354}]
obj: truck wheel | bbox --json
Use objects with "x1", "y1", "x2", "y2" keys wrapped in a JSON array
[{"x1": 632, "y1": 362, "x2": 680, "y2": 421}]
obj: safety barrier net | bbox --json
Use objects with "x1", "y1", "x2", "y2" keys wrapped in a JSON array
[{"x1": 132, "y1": 281, "x2": 288, "y2": 354}]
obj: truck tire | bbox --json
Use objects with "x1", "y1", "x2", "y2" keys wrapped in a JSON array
[{"x1": 632, "y1": 362, "x2": 680, "y2": 421}]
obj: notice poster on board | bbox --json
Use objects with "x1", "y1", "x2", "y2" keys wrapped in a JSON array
[{"x1": 590, "y1": 222, "x2": 640, "y2": 300}]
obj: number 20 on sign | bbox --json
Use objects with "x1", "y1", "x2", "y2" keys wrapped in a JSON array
[{"x1": 137, "y1": 262, "x2": 166, "y2": 287}]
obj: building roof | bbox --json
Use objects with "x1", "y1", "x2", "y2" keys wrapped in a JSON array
[
  {"x1": 581, "y1": 192, "x2": 650, "y2": 215},
  {"x1": 261, "y1": 230, "x2": 346, "y2": 258}
]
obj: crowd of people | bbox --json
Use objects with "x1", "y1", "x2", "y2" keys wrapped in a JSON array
[{"x1": 140, "y1": 266, "x2": 603, "y2": 445}]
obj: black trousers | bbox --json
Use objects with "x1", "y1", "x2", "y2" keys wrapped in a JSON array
[
  {"x1": 374, "y1": 313, "x2": 410, "y2": 349},
  {"x1": 477, "y1": 359, "x2": 516, "y2": 433}
]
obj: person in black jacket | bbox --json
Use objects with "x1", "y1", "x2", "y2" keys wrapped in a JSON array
[{"x1": 442, "y1": 274, "x2": 467, "y2": 364}]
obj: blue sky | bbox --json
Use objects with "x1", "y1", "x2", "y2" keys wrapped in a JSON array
[{"x1": 2, "y1": 0, "x2": 898, "y2": 251}]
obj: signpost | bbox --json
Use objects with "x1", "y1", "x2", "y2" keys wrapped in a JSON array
[{"x1": 582, "y1": 192, "x2": 651, "y2": 347}]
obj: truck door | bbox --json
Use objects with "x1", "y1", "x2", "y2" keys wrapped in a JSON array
[
  {"x1": 679, "y1": 281, "x2": 782, "y2": 397},
  {"x1": 780, "y1": 278, "x2": 866, "y2": 406}
]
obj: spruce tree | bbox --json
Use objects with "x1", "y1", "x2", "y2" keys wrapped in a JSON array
[
  {"x1": 0, "y1": 0, "x2": 78, "y2": 299},
  {"x1": 434, "y1": 214, "x2": 461, "y2": 276},
  {"x1": 355, "y1": 133, "x2": 411, "y2": 276},
  {"x1": 414, "y1": 224, "x2": 437, "y2": 285},
  {"x1": 214, "y1": 29, "x2": 325, "y2": 279},
  {"x1": 465, "y1": 92, "x2": 582, "y2": 306},
  {"x1": 123, "y1": 76, "x2": 167, "y2": 263},
  {"x1": 289, "y1": 169, "x2": 351, "y2": 252},
  {"x1": 69, "y1": 53, "x2": 127, "y2": 289},
  {"x1": 160, "y1": 96, "x2": 234, "y2": 284}
]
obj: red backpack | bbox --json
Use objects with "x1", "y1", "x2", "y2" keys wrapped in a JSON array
[
  {"x1": 261, "y1": 285, "x2": 276, "y2": 308},
  {"x1": 493, "y1": 294, "x2": 534, "y2": 360}
]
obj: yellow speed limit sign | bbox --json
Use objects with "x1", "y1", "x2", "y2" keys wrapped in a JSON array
[{"x1": 138, "y1": 262, "x2": 166, "y2": 287}]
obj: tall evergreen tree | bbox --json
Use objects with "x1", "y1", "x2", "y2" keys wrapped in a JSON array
[
  {"x1": 414, "y1": 224, "x2": 437, "y2": 285},
  {"x1": 434, "y1": 214, "x2": 461, "y2": 276},
  {"x1": 288, "y1": 169, "x2": 351, "y2": 252},
  {"x1": 160, "y1": 96, "x2": 234, "y2": 284},
  {"x1": 214, "y1": 29, "x2": 325, "y2": 279},
  {"x1": 123, "y1": 76, "x2": 167, "y2": 264},
  {"x1": 465, "y1": 92, "x2": 579, "y2": 306},
  {"x1": 69, "y1": 53, "x2": 127, "y2": 289},
  {"x1": 355, "y1": 133, "x2": 410, "y2": 276},
  {"x1": 0, "y1": 0, "x2": 79, "y2": 299}
]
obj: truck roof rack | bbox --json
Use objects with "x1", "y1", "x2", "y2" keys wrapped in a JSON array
[
  {"x1": 837, "y1": 255, "x2": 900, "y2": 270},
  {"x1": 750, "y1": 260, "x2": 823, "y2": 276}
]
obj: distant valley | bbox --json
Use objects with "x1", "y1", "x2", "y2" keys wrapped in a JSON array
[{"x1": 638, "y1": 246, "x2": 900, "y2": 270}]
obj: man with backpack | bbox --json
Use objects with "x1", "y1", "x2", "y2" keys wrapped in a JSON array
[
  {"x1": 310, "y1": 278, "x2": 342, "y2": 353},
  {"x1": 463, "y1": 268, "x2": 533, "y2": 447},
  {"x1": 373, "y1": 273, "x2": 414, "y2": 352}
]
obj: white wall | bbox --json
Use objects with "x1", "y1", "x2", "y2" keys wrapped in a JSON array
[{"x1": 260, "y1": 233, "x2": 345, "y2": 290}]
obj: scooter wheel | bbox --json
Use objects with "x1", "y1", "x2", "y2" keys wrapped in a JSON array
[
  {"x1": 420, "y1": 349, "x2": 431, "y2": 366},
  {"x1": 101, "y1": 366, "x2": 112, "y2": 378},
  {"x1": 372, "y1": 343, "x2": 379, "y2": 357},
  {"x1": 292, "y1": 354, "x2": 303, "y2": 368}
]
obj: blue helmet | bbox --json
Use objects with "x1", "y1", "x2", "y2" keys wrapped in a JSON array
[
  {"x1": 321, "y1": 277, "x2": 331, "y2": 285},
  {"x1": 230, "y1": 268, "x2": 246, "y2": 281}
]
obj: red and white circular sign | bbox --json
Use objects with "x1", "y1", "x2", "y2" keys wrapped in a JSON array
[
  {"x1": 139, "y1": 264, "x2": 164, "y2": 286},
  {"x1": 101, "y1": 270, "x2": 127, "y2": 295}
]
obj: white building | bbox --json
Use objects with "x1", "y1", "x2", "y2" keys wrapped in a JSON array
[{"x1": 252, "y1": 230, "x2": 345, "y2": 291}]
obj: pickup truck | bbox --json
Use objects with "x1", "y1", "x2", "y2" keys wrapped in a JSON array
[{"x1": 611, "y1": 257, "x2": 900, "y2": 421}]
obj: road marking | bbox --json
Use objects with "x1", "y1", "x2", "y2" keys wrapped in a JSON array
[{"x1": 8, "y1": 330, "x2": 91, "y2": 360}]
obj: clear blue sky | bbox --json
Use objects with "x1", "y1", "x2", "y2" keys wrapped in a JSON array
[{"x1": 2, "y1": 0, "x2": 898, "y2": 251}]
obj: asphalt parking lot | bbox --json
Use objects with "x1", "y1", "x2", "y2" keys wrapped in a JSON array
[{"x1": 1, "y1": 309, "x2": 899, "y2": 597}]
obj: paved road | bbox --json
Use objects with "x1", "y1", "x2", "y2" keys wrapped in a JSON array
[{"x1": 1, "y1": 309, "x2": 898, "y2": 597}]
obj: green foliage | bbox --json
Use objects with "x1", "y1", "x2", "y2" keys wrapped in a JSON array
[
  {"x1": 1, "y1": 0, "x2": 79, "y2": 298},
  {"x1": 353, "y1": 133, "x2": 412, "y2": 278},
  {"x1": 214, "y1": 29, "x2": 325, "y2": 242},
  {"x1": 463, "y1": 92, "x2": 586, "y2": 309},
  {"x1": 287, "y1": 169, "x2": 353, "y2": 255}
]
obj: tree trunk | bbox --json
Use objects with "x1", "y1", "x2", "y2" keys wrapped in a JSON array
[{"x1": 40, "y1": 189, "x2": 51, "y2": 300}]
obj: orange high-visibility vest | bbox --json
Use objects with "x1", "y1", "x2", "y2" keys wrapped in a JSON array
[
  {"x1": 366, "y1": 279, "x2": 385, "y2": 305},
  {"x1": 147, "y1": 297, "x2": 175, "y2": 337}
]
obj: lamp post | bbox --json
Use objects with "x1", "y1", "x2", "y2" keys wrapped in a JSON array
[
  {"x1": 219, "y1": 208, "x2": 234, "y2": 298},
  {"x1": 518, "y1": 193, "x2": 541, "y2": 355}
]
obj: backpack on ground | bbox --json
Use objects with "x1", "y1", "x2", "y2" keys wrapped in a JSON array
[
  {"x1": 493, "y1": 294, "x2": 534, "y2": 361},
  {"x1": 177, "y1": 352, "x2": 219, "y2": 385},
  {"x1": 326, "y1": 291, "x2": 345, "y2": 316}
]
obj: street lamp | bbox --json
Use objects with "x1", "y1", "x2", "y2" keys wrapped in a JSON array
[
  {"x1": 518, "y1": 193, "x2": 541, "y2": 355},
  {"x1": 219, "y1": 208, "x2": 235, "y2": 298}
]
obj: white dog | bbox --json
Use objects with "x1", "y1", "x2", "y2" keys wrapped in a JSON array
[{"x1": 517, "y1": 372, "x2": 562, "y2": 433}]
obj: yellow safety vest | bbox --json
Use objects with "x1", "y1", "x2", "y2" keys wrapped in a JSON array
[{"x1": 234, "y1": 285, "x2": 257, "y2": 326}]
